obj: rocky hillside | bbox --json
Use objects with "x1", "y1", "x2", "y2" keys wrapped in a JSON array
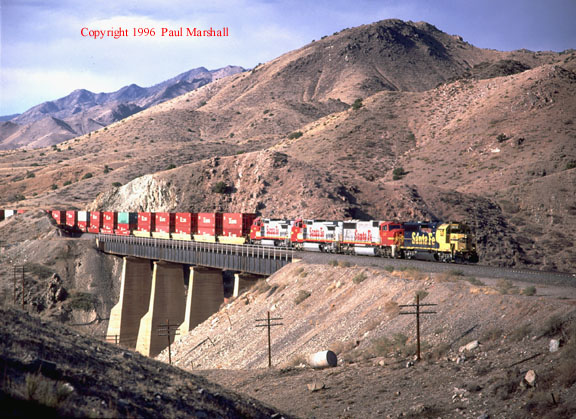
[
  {"x1": 0, "y1": 66, "x2": 244, "y2": 150},
  {"x1": 160, "y1": 261, "x2": 576, "y2": 418},
  {"x1": 0, "y1": 306, "x2": 288, "y2": 418},
  {"x1": 0, "y1": 19, "x2": 574, "y2": 271}
]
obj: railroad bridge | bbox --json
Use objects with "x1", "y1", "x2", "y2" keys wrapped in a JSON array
[{"x1": 96, "y1": 234, "x2": 293, "y2": 357}]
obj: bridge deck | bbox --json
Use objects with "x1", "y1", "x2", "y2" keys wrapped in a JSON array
[{"x1": 96, "y1": 234, "x2": 294, "y2": 275}]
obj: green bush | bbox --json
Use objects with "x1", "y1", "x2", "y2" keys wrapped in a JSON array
[
  {"x1": 522, "y1": 286, "x2": 537, "y2": 296},
  {"x1": 212, "y1": 181, "x2": 230, "y2": 194},
  {"x1": 352, "y1": 273, "x2": 366, "y2": 284},
  {"x1": 82, "y1": 173, "x2": 93, "y2": 180},
  {"x1": 287, "y1": 131, "x2": 303, "y2": 140},
  {"x1": 497, "y1": 133, "x2": 509, "y2": 143},
  {"x1": 351, "y1": 98, "x2": 363, "y2": 110},
  {"x1": 392, "y1": 167, "x2": 407, "y2": 180},
  {"x1": 294, "y1": 290, "x2": 311, "y2": 305},
  {"x1": 112, "y1": 182, "x2": 122, "y2": 188}
]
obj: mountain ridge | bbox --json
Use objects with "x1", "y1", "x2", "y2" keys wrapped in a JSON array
[{"x1": 0, "y1": 65, "x2": 245, "y2": 149}]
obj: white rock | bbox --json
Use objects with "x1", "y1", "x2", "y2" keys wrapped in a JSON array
[
  {"x1": 459, "y1": 340, "x2": 480, "y2": 353},
  {"x1": 524, "y1": 370, "x2": 536, "y2": 387},
  {"x1": 549, "y1": 339, "x2": 560, "y2": 352}
]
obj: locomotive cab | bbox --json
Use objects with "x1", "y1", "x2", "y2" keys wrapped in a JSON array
[
  {"x1": 436, "y1": 222, "x2": 478, "y2": 262},
  {"x1": 250, "y1": 217, "x2": 262, "y2": 240}
]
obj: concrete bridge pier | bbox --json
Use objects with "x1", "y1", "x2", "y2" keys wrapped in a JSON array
[
  {"x1": 135, "y1": 261, "x2": 187, "y2": 357},
  {"x1": 107, "y1": 257, "x2": 153, "y2": 348},
  {"x1": 178, "y1": 267, "x2": 224, "y2": 337},
  {"x1": 233, "y1": 273, "x2": 264, "y2": 297}
]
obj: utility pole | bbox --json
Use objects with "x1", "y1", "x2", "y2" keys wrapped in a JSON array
[
  {"x1": 255, "y1": 311, "x2": 283, "y2": 368},
  {"x1": 158, "y1": 319, "x2": 180, "y2": 365},
  {"x1": 399, "y1": 293, "x2": 437, "y2": 361},
  {"x1": 13, "y1": 266, "x2": 25, "y2": 307}
]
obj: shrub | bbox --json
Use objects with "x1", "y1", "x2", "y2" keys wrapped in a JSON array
[
  {"x1": 351, "y1": 98, "x2": 363, "y2": 110},
  {"x1": 294, "y1": 290, "x2": 311, "y2": 305},
  {"x1": 522, "y1": 286, "x2": 537, "y2": 296},
  {"x1": 50, "y1": 184, "x2": 58, "y2": 190},
  {"x1": 415, "y1": 290, "x2": 428, "y2": 301},
  {"x1": 63, "y1": 180, "x2": 72, "y2": 186},
  {"x1": 565, "y1": 160, "x2": 576, "y2": 170},
  {"x1": 496, "y1": 133, "x2": 509, "y2": 143},
  {"x1": 112, "y1": 182, "x2": 122, "y2": 188},
  {"x1": 66, "y1": 291, "x2": 96, "y2": 312},
  {"x1": 337, "y1": 260, "x2": 351, "y2": 268},
  {"x1": 82, "y1": 173, "x2": 93, "y2": 180},
  {"x1": 392, "y1": 167, "x2": 407, "y2": 180},
  {"x1": 26, "y1": 172, "x2": 35, "y2": 178},
  {"x1": 328, "y1": 260, "x2": 338, "y2": 267},
  {"x1": 287, "y1": 131, "x2": 303, "y2": 140},
  {"x1": 352, "y1": 273, "x2": 366, "y2": 284},
  {"x1": 496, "y1": 279, "x2": 518, "y2": 294},
  {"x1": 212, "y1": 181, "x2": 230, "y2": 194},
  {"x1": 166, "y1": 164, "x2": 176, "y2": 170}
]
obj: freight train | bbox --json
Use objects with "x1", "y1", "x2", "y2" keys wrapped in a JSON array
[{"x1": 0, "y1": 209, "x2": 478, "y2": 263}]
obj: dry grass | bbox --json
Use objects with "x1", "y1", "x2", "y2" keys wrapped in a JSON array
[{"x1": 294, "y1": 290, "x2": 311, "y2": 305}]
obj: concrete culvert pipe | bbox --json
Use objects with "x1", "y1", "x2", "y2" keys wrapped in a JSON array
[{"x1": 307, "y1": 350, "x2": 338, "y2": 368}]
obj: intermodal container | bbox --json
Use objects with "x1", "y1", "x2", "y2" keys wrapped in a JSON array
[
  {"x1": 0, "y1": 210, "x2": 4, "y2": 221},
  {"x1": 51, "y1": 210, "x2": 66, "y2": 225},
  {"x1": 4, "y1": 210, "x2": 15, "y2": 219},
  {"x1": 88, "y1": 211, "x2": 102, "y2": 233},
  {"x1": 154, "y1": 212, "x2": 175, "y2": 234},
  {"x1": 66, "y1": 210, "x2": 77, "y2": 229},
  {"x1": 17, "y1": 209, "x2": 26, "y2": 214},
  {"x1": 115, "y1": 212, "x2": 137, "y2": 235},
  {"x1": 102, "y1": 211, "x2": 117, "y2": 234},
  {"x1": 137, "y1": 212, "x2": 155, "y2": 233},
  {"x1": 78, "y1": 211, "x2": 89, "y2": 232},
  {"x1": 197, "y1": 213, "x2": 223, "y2": 237},
  {"x1": 222, "y1": 213, "x2": 256, "y2": 237},
  {"x1": 175, "y1": 212, "x2": 197, "y2": 235}
]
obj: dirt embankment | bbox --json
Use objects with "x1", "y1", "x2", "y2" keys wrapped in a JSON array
[{"x1": 162, "y1": 262, "x2": 576, "y2": 418}]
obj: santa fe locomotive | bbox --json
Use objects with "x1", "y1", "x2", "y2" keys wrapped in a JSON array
[{"x1": 0, "y1": 209, "x2": 479, "y2": 263}]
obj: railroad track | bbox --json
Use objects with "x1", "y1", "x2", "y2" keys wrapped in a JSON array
[{"x1": 297, "y1": 251, "x2": 576, "y2": 287}]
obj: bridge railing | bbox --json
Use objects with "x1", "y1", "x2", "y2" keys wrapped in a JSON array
[{"x1": 95, "y1": 234, "x2": 294, "y2": 275}]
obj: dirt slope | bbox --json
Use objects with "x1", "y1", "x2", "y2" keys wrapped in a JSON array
[
  {"x1": 161, "y1": 262, "x2": 576, "y2": 418},
  {"x1": 0, "y1": 307, "x2": 290, "y2": 418}
]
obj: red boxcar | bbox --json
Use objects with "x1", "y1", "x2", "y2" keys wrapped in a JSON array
[
  {"x1": 77, "y1": 211, "x2": 89, "y2": 232},
  {"x1": 134, "y1": 212, "x2": 155, "y2": 237},
  {"x1": 88, "y1": 211, "x2": 102, "y2": 233},
  {"x1": 66, "y1": 210, "x2": 77, "y2": 229},
  {"x1": 222, "y1": 213, "x2": 256, "y2": 237},
  {"x1": 0, "y1": 210, "x2": 4, "y2": 222},
  {"x1": 173, "y1": 212, "x2": 198, "y2": 239},
  {"x1": 101, "y1": 211, "x2": 117, "y2": 234},
  {"x1": 51, "y1": 210, "x2": 66, "y2": 225},
  {"x1": 196, "y1": 213, "x2": 223, "y2": 241},
  {"x1": 152, "y1": 212, "x2": 175, "y2": 238},
  {"x1": 115, "y1": 212, "x2": 137, "y2": 236}
]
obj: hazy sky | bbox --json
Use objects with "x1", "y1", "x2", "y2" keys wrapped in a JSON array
[{"x1": 1, "y1": 0, "x2": 575, "y2": 115}]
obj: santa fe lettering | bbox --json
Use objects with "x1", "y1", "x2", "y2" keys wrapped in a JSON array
[{"x1": 81, "y1": 27, "x2": 129, "y2": 39}]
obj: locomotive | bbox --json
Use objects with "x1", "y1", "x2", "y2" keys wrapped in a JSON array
[{"x1": 0, "y1": 209, "x2": 478, "y2": 263}]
